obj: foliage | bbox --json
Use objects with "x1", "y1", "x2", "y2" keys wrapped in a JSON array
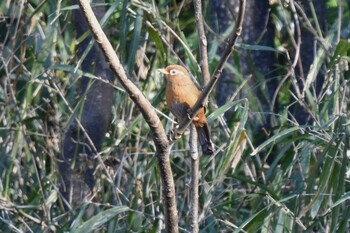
[{"x1": 0, "y1": 0, "x2": 350, "y2": 232}]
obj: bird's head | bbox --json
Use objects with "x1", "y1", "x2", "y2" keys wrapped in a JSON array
[{"x1": 158, "y1": 65, "x2": 190, "y2": 82}]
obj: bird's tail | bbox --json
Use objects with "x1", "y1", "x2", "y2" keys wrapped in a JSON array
[{"x1": 196, "y1": 124, "x2": 215, "y2": 155}]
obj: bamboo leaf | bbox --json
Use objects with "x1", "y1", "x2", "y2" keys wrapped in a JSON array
[
  {"x1": 328, "y1": 39, "x2": 350, "y2": 69},
  {"x1": 237, "y1": 43, "x2": 279, "y2": 52},
  {"x1": 207, "y1": 99, "x2": 244, "y2": 124},
  {"x1": 126, "y1": 9, "x2": 143, "y2": 74},
  {"x1": 251, "y1": 126, "x2": 300, "y2": 156},
  {"x1": 73, "y1": 206, "x2": 129, "y2": 233}
]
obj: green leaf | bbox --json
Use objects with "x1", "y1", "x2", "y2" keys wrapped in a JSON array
[
  {"x1": 341, "y1": 56, "x2": 350, "y2": 62},
  {"x1": 73, "y1": 206, "x2": 129, "y2": 233},
  {"x1": 332, "y1": 191, "x2": 350, "y2": 209},
  {"x1": 328, "y1": 39, "x2": 350, "y2": 69},
  {"x1": 45, "y1": 190, "x2": 58, "y2": 209},
  {"x1": 119, "y1": 0, "x2": 129, "y2": 64},
  {"x1": 327, "y1": 0, "x2": 338, "y2": 8},
  {"x1": 100, "y1": 1, "x2": 120, "y2": 28},
  {"x1": 237, "y1": 43, "x2": 279, "y2": 52},
  {"x1": 147, "y1": 25, "x2": 165, "y2": 62},
  {"x1": 216, "y1": 99, "x2": 249, "y2": 176},
  {"x1": 304, "y1": 33, "x2": 334, "y2": 93},
  {"x1": 207, "y1": 99, "x2": 244, "y2": 124},
  {"x1": 299, "y1": 135, "x2": 340, "y2": 218},
  {"x1": 234, "y1": 207, "x2": 268, "y2": 233},
  {"x1": 126, "y1": 9, "x2": 143, "y2": 74},
  {"x1": 251, "y1": 126, "x2": 300, "y2": 156}
]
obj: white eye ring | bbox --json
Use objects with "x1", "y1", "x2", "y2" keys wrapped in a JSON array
[{"x1": 169, "y1": 69, "x2": 184, "y2": 76}]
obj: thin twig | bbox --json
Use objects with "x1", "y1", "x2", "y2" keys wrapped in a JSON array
[
  {"x1": 77, "y1": 0, "x2": 178, "y2": 232},
  {"x1": 189, "y1": 1, "x2": 209, "y2": 230},
  {"x1": 293, "y1": 2, "x2": 329, "y2": 54},
  {"x1": 193, "y1": 0, "x2": 210, "y2": 86},
  {"x1": 307, "y1": 0, "x2": 323, "y2": 38},
  {"x1": 336, "y1": 0, "x2": 342, "y2": 42}
]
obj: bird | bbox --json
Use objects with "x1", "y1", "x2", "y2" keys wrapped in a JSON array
[{"x1": 158, "y1": 65, "x2": 215, "y2": 155}]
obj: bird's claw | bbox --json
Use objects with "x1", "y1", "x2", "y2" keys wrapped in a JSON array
[
  {"x1": 186, "y1": 109, "x2": 199, "y2": 122},
  {"x1": 167, "y1": 125, "x2": 181, "y2": 142},
  {"x1": 186, "y1": 109, "x2": 193, "y2": 120}
]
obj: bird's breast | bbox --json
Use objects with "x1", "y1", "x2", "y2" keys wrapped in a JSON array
[{"x1": 166, "y1": 81, "x2": 201, "y2": 119}]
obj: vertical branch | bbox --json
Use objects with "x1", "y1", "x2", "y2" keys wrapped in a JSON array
[
  {"x1": 76, "y1": 0, "x2": 178, "y2": 232},
  {"x1": 193, "y1": 0, "x2": 210, "y2": 86},
  {"x1": 190, "y1": 0, "x2": 210, "y2": 231},
  {"x1": 189, "y1": 124, "x2": 199, "y2": 232}
]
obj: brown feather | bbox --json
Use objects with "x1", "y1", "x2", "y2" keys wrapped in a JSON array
[{"x1": 162, "y1": 65, "x2": 215, "y2": 155}]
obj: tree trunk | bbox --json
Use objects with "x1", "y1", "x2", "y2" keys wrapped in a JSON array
[{"x1": 58, "y1": 0, "x2": 115, "y2": 207}]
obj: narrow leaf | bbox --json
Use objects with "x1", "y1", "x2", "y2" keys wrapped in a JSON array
[
  {"x1": 251, "y1": 126, "x2": 300, "y2": 156},
  {"x1": 328, "y1": 39, "x2": 350, "y2": 69},
  {"x1": 237, "y1": 43, "x2": 279, "y2": 52},
  {"x1": 73, "y1": 206, "x2": 129, "y2": 233},
  {"x1": 207, "y1": 99, "x2": 244, "y2": 124}
]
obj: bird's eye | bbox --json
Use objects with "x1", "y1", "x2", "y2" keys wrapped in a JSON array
[
  {"x1": 169, "y1": 70, "x2": 177, "y2": 75},
  {"x1": 169, "y1": 69, "x2": 184, "y2": 76}
]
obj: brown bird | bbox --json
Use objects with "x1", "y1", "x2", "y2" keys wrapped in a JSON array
[{"x1": 159, "y1": 65, "x2": 215, "y2": 155}]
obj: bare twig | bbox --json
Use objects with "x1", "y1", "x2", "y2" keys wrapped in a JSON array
[
  {"x1": 336, "y1": 0, "x2": 342, "y2": 42},
  {"x1": 289, "y1": 0, "x2": 302, "y2": 70},
  {"x1": 307, "y1": 0, "x2": 323, "y2": 38},
  {"x1": 193, "y1": 0, "x2": 210, "y2": 86},
  {"x1": 189, "y1": 124, "x2": 199, "y2": 233},
  {"x1": 189, "y1": 1, "x2": 211, "y2": 230},
  {"x1": 77, "y1": 0, "x2": 178, "y2": 232},
  {"x1": 293, "y1": 2, "x2": 328, "y2": 52}
]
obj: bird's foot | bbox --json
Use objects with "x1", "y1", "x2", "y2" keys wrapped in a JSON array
[
  {"x1": 186, "y1": 109, "x2": 199, "y2": 122},
  {"x1": 186, "y1": 109, "x2": 193, "y2": 120},
  {"x1": 167, "y1": 125, "x2": 181, "y2": 142}
]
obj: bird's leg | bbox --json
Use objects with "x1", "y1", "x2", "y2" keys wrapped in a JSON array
[
  {"x1": 167, "y1": 124, "x2": 181, "y2": 142},
  {"x1": 186, "y1": 108, "x2": 193, "y2": 120},
  {"x1": 187, "y1": 108, "x2": 200, "y2": 122},
  {"x1": 168, "y1": 106, "x2": 204, "y2": 143},
  {"x1": 186, "y1": 108, "x2": 196, "y2": 121}
]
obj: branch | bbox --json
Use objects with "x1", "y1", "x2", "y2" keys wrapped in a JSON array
[
  {"x1": 193, "y1": 0, "x2": 210, "y2": 86},
  {"x1": 188, "y1": 1, "x2": 210, "y2": 230},
  {"x1": 171, "y1": 0, "x2": 246, "y2": 140},
  {"x1": 189, "y1": 124, "x2": 199, "y2": 233},
  {"x1": 76, "y1": 0, "x2": 178, "y2": 232}
]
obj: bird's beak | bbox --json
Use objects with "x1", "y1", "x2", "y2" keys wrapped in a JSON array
[{"x1": 157, "y1": 68, "x2": 169, "y2": 75}]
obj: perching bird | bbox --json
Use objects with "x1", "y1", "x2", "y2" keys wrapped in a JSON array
[{"x1": 158, "y1": 65, "x2": 215, "y2": 155}]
